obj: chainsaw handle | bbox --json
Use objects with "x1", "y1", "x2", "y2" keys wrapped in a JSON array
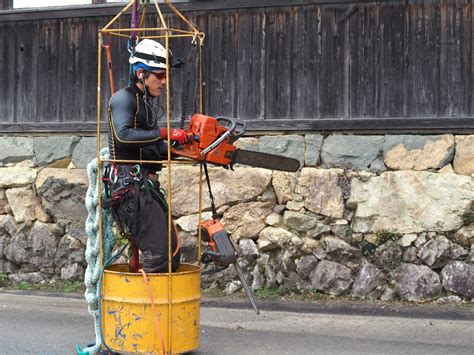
[
  {"x1": 200, "y1": 117, "x2": 247, "y2": 156},
  {"x1": 217, "y1": 117, "x2": 246, "y2": 142}
]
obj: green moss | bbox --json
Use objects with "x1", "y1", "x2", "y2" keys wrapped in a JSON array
[
  {"x1": 382, "y1": 259, "x2": 401, "y2": 273},
  {"x1": 375, "y1": 230, "x2": 401, "y2": 244},
  {"x1": 255, "y1": 286, "x2": 289, "y2": 299},
  {"x1": 3, "y1": 279, "x2": 85, "y2": 293},
  {"x1": 296, "y1": 288, "x2": 328, "y2": 301}
]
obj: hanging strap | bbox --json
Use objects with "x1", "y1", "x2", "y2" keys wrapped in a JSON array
[{"x1": 202, "y1": 162, "x2": 217, "y2": 220}]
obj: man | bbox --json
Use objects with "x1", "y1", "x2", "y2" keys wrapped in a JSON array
[{"x1": 105, "y1": 39, "x2": 186, "y2": 273}]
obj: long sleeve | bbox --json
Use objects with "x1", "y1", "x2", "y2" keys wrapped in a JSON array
[{"x1": 108, "y1": 89, "x2": 162, "y2": 148}]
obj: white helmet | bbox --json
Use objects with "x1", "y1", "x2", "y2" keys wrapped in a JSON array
[{"x1": 129, "y1": 39, "x2": 170, "y2": 70}]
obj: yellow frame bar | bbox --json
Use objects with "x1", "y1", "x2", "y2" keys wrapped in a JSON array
[
  {"x1": 102, "y1": 0, "x2": 135, "y2": 31},
  {"x1": 102, "y1": 27, "x2": 198, "y2": 35}
]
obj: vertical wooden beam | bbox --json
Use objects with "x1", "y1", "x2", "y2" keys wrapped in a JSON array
[{"x1": 0, "y1": 0, "x2": 13, "y2": 10}]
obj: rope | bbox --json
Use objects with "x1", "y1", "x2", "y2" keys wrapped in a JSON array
[
  {"x1": 82, "y1": 147, "x2": 116, "y2": 354},
  {"x1": 139, "y1": 269, "x2": 166, "y2": 355}
]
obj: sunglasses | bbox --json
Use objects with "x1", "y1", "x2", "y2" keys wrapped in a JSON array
[{"x1": 149, "y1": 71, "x2": 167, "y2": 80}]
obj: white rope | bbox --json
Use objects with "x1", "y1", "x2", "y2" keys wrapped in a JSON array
[{"x1": 83, "y1": 148, "x2": 115, "y2": 354}]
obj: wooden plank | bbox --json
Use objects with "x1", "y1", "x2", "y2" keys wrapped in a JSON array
[
  {"x1": 305, "y1": 5, "x2": 322, "y2": 118},
  {"x1": 245, "y1": 117, "x2": 474, "y2": 132},
  {"x1": 471, "y1": 0, "x2": 474, "y2": 115},
  {"x1": 289, "y1": 6, "x2": 308, "y2": 119},
  {"x1": 235, "y1": 8, "x2": 265, "y2": 120},
  {"x1": 439, "y1": 0, "x2": 471, "y2": 116},
  {"x1": 406, "y1": 0, "x2": 440, "y2": 116},
  {"x1": 14, "y1": 20, "x2": 38, "y2": 122},
  {"x1": 334, "y1": 5, "x2": 348, "y2": 118},
  {"x1": 0, "y1": 117, "x2": 473, "y2": 134},
  {"x1": 82, "y1": 16, "x2": 101, "y2": 122},
  {"x1": 264, "y1": 8, "x2": 292, "y2": 119},
  {"x1": 206, "y1": 11, "x2": 227, "y2": 116},
  {"x1": 380, "y1": 1, "x2": 406, "y2": 117},
  {"x1": 319, "y1": 6, "x2": 337, "y2": 117},
  {"x1": 40, "y1": 20, "x2": 61, "y2": 123},
  {"x1": 0, "y1": 23, "x2": 8, "y2": 121},
  {"x1": 0, "y1": 1, "x2": 367, "y2": 23},
  {"x1": 0, "y1": 0, "x2": 13, "y2": 11},
  {"x1": 191, "y1": 11, "x2": 209, "y2": 116},
  {"x1": 364, "y1": 3, "x2": 378, "y2": 117},
  {"x1": 350, "y1": 3, "x2": 373, "y2": 117}
]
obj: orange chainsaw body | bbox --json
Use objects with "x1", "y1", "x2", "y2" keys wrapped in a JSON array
[{"x1": 171, "y1": 114, "x2": 236, "y2": 166}]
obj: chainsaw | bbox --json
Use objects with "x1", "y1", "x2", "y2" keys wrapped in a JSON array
[{"x1": 171, "y1": 114, "x2": 300, "y2": 172}]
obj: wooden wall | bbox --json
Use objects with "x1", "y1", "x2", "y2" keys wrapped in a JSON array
[{"x1": 0, "y1": 0, "x2": 472, "y2": 133}]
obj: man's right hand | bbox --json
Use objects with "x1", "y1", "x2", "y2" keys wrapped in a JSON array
[{"x1": 160, "y1": 128, "x2": 190, "y2": 145}]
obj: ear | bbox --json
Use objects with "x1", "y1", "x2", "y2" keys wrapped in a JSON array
[{"x1": 136, "y1": 68, "x2": 144, "y2": 80}]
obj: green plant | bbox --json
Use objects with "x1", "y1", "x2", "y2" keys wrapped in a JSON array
[
  {"x1": 375, "y1": 230, "x2": 401, "y2": 244},
  {"x1": 297, "y1": 288, "x2": 328, "y2": 301},
  {"x1": 7, "y1": 280, "x2": 85, "y2": 293},
  {"x1": 255, "y1": 286, "x2": 289, "y2": 299},
  {"x1": 0, "y1": 272, "x2": 8, "y2": 282},
  {"x1": 382, "y1": 259, "x2": 401, "y2": 273}
]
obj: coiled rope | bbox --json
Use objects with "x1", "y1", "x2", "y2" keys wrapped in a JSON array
[{"x1": 82, "y1": 148, "x2": 116, "y2": 354}]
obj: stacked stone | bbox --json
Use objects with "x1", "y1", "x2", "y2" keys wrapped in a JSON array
[
  {"x1": 171, "y1": 134, "x2": 474, "y2": 302},
  {"x1": 0, "y1": 136, "x2": 93, "y2": 283},
  {"x1": 0, "y1": 133, "x2": 472, "y2": 303}
]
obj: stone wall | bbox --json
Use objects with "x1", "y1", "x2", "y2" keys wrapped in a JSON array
[{"x1": 0, "y1": 134, "x2": 473, "y2": 303}]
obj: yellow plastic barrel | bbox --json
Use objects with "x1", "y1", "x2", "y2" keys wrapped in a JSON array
[{"x1": 101, "y1": 263, "x2": 201, "y2": 354}]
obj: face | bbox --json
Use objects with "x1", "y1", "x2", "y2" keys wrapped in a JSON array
[{"x1": 139, "y1": 69, "x2": 167, "y2": 97}]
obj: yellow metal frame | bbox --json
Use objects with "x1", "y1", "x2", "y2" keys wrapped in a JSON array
[{"x1": 96, "y1": 0, "x2": 205, "y2": 353}]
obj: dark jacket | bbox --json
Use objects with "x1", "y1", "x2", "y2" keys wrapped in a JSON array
[{"x1": 107, "y1": 83, "x2": 165, "y2": 170}]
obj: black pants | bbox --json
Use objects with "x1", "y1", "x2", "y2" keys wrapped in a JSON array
[{"x1": 107, "y1": 166, "x2": 180, "y2": 273}]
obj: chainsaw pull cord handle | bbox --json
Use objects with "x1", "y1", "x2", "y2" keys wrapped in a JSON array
[{"x1": 203, "y1": 162, "x2": 218, "y2": 220}]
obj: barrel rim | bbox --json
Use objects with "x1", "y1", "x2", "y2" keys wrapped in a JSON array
[{"x1": 104, "y1": 262, "x2": 201, "y2": 276}]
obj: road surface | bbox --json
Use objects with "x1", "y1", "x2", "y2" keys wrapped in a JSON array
[{"x1": 0, "y1": 292, "x2": 473, "y2": 354}]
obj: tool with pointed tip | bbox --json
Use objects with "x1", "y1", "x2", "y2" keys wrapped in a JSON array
[
  {"x1": 199, "y1": 162, "x2": 260, "y2": 315},
  {"x1": 200, "y1": 218, "x2": 260, "y2": 315}
]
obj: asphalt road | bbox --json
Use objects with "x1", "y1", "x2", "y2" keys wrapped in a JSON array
[{"x1": 0, "y1": 292, "x2": 473, "y2": 354}]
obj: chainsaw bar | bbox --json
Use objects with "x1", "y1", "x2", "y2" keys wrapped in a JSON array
[
  {"x1": 233, "y1": 261, "x2": 260, "y2": 315},
  {"x1": 232, "y1": 149, "x2": 300, "y2": 172}
]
